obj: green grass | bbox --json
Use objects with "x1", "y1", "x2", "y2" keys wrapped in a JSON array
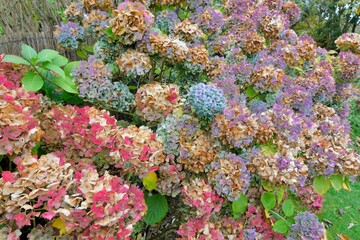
[{"x1": 319, "y1": 182, "x2": 360, "y2": 240}]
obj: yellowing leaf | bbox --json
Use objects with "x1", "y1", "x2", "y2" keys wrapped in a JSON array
[
  {"x1": 142, "y1": 172, "x2": 158, "y2": 191},
  {"x1": 175, "y1": 107, "x2": 183, "y2": 117},
  {"x1": 261, "y1": 142, "x2": 277, "y2": 157},
  {"x1": 52, "y1": 218, "x2": 67, "y2": 236},
  {"x1": 337, "y1": 233, "x2": 350, "y2": 240}
]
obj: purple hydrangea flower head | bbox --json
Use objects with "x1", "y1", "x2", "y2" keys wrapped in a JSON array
[
  {"x1": 207, "y1": 152, "x2": 250, "y2": 201},
  {"x1": 154, "y1": 9, "x2": 180, "y2": 34},
  {"x1": 54, "y1": 22, "x2": 84, "y2": 49},
  {"x1": 287, "y1": 211, "x2": 324, "y2": 240},
  {"x1": 72, "y1": 56, "x2": 133, "y2": 111},
  {"x1": 187, "y1": 83, "x2": 227, "y2": 120},
  {"x1": 338, "y1": 51, "x2": 360, "y2": 82}
]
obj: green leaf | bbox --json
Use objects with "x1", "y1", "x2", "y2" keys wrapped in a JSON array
[
  {"x1": 82, "y1": 45, "x2": 94, "y2": 52},
  {"x1": 292, "y1": 66, "x2": 304, "y2": 74},
  {"x1": 50, "y1": 76, "x2": 78, "y2": 94},
  {"x1": 64, "y1": 61, "x2": 80, "y2": 76},
  {"x1": 282, "y1": 199, "x2": 295, "y2": 217},
  {"x1": 343, "y1": 175, "x2": 352, "y2": 191},
  {"x1": 43, "y1": 63, "x2": 66, "y2": 78},
  {"x1": 261, "y1": 192, "x2": 276, "y2": 210},
  {"x1": 21, "y1": 44, "x2": 37, "y2": 61},
  {"x1": 245, "y1": 86, "x2": 257, "y2": 98},
  {"x1": 61, "y1": 92, "x2": 84, "y2": 105},
  {"x1": 313, "y1": 175, "x2": 331, "y2": 195},
  {"x1": 128, "y1": 85, "x2": 138, "y2": 90},
  {"x1": 1, "y1": 55, "x2": 30, "y2": 65},
  {"x1": 277, "y1": 186, "x2": 285, "y2": 204},
  {"x1": 22, "y1": 71, "x2": 44, "y2": 91},
  {"x1": 232, "y1": 194, "x2": 248, "y2": 217},
  {"x1": 51, "y1": 55, "x2": 69, "y2": 67},
  {"x1": 273, "y1": 220, "x2": 289, "y2": 234},
  {"x1": 329, "y1": 174, "x2": 343, "y2": 191},
  {"x1": 76, "y1": 49, "x2": 87, "y2": 59},
  {"x1": 0, "y1": 223, "x2": 6, "y2": 231},
  {"x1": 178, "y1": 9, "x2": 188, "y2": 20},
  {"x1": 144, "y1": 194, "x2": 168, "y2": 225},
  {"x1": 261, "y1": 142, "x2": 277, "y2": 157},
  {"x1": 37, "y1": 49, "x2": 59, "y2": 62}
]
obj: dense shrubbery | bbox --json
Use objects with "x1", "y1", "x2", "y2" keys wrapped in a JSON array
[{"x1": 0, "y1": 0, "x2": 359, "y2": 239}]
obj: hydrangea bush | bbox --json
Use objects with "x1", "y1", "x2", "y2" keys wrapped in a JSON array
[{"x1": 1, "y1": 0, "x2": 359, "y2": 239}]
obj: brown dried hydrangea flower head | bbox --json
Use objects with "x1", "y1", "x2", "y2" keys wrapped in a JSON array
[
  {"x1": 335, "y1": 33, "x2": 360, "y2": 54},
  {"x1": 109, "y1": 1, "x2": 154, "y2": 45},
  {"x1": 178, "y1": 129, "x2": 219, "y2": 173},
  {"x1": 82, "y1": 0, "x2": 113, "y2": 12},
  {"x1": 110, "y1": 125, "x2": 166, "y2": 177},
  {"x1": 147, "y1": 33, "x2": 190, "y2": 62},
  {"x1": 116, "y1": 49, "x2": 152, "y2": 77},
  {"x1": 174, "y1": 18, "x2": 204, "y2": 42},
  {"x1": 134, "y1": 82, "x2": 185, "y2": 122}
]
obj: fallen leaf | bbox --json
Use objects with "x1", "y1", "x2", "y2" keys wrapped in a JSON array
[{"x1": 337, "y1": 233, "x2": 350, "y2": 240}]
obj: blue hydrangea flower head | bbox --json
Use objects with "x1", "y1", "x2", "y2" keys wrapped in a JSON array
[
  {"x1": 187, "y1": 83, "x2": 226, "y2": 120},
  {"x1": 54, "y1": 22, "x2": 84, "y2": 49}
]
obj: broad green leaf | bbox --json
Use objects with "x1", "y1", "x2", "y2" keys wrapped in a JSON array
[
  {"x1": 273, "y1": 220, "x2": 289, "y2": 234},
  {"x1": 50, "y1": 76, "x2": 78, "y2": 94},
  {"x1": 313, "y1": 175, "x2": 331, "y2": 195},
  {"x1": 61, "y1": 92, "x2": 83, "y2": 105},
  {"x1": 245, "y1": 86, "x2": 257, "y2": 98},
  {"x1": 21, "y1": 44, "x2": 37, "y2": 61},
  {"x1": 43, "y1": 63, "x2": 65, "y2": 78},
  {"x1": 330, "y1": 174, "x2": 343, "y2": 191},
  {"x1": 76, "y1": 49, "x2": 87, "y2": 59},
  {"x1": 232, "y1": 194, "x2": 248, "y2": 217},
  {"x1": 64, "y1": 61, "x2": 80, "y2": 76},
  {"x1": 37, "y1": 49, "x2": 59, "y2": 62},
  {"x1": 277, "y1": 186, "x2": 285, "y2": 204},
  {"x1": 144, "y1": 194, "x2": 168, "y2": 225},
  {"x1": 22, "y1": 71, "x2": 44, "y2": 91},
  {"x1": 142, "y1": 172, "x2": 158, "y2": 191},
  {"x1": 51, "y1": 55, "x2": 69, "y2": 67},
  {"x1": 1, "y1": 55, "x2": 30, "y2": 65},
  {"x1": 282, "y1": 199, "x2": 294, "y2": 217},
  {"x1": 82, "y1": 45, "x2": 94, "y2": 52},
  {"x1": 261, "y1": 192, "x2": 276, "y2": 210}
]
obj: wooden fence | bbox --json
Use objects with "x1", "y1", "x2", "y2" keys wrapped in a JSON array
[{"x1": 0, "y1": 0, "x2": 75, "y2": 57}]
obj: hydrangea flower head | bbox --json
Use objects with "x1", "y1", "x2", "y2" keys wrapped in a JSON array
[
  {"x1": 54, "y1": 22, "x2": 84, "y2": 49},
  {"x1": 109, "y1": 1, "x2": 154, "y2": 45},
  {"x1": 72, "y1": 56, "x2": 134, "y2": 111},
  {"x1": 207, "y1": 152, "x2": 250, "y2": 201},
  {"x1": 187, "y1": 83, "x2": 226, "y2": 120},
  {"x1": 287, "y1": 212, "x2": 324, "y2": 240}
]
